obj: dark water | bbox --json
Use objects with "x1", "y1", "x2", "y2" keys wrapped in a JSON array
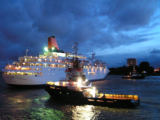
[{"x1": 0, "y1": 75, "x2": 160, "y2": 120}]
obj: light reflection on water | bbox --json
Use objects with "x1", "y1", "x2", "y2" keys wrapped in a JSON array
[{"x1": 0, "y1": 75, "x2": 160, "y2": 119}]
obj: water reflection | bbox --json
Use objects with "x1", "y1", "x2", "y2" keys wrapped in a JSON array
[{"x1": 45, "y1": 97, "x2": 101, "y2": 120}]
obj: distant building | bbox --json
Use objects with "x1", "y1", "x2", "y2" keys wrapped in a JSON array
[{"x1": 127, "y1": 58, "x2": 137, "y2": 67}]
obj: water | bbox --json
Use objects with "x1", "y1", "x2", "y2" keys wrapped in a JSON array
[{"x1": 0, "y1": 75, "x2": 160, "y2": 120}]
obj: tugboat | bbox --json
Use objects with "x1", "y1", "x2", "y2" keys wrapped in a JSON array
[
  {"x1": 45, "y1": 56, "x2": 140, "y2": 108},
  {"x1": 122, "y1": 73, "x2": 145, "y2": 79},
  {"x1": 122, "y1": 66, "x2": 145, "y2": 79}
]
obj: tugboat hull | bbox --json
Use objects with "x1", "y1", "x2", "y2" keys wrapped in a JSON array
[{"x1": 45, "y1": 85, "x2": 140, "y2": 108}]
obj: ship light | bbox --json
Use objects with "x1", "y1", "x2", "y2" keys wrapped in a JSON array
[
  {"x1": 77, "y1": 78, "x2": 82, "y2": 87},
  {"x1": 55, "y1": 82, "x2": 59, "y2": 86},
  {"x1": 90, "y1": 87, "x2": 96, "y2": 98},
  {"x1": 47, "y1": 82, "x2": 54, "y2": 85},
  {"x1": 62, "y1": 82, "x2": 66, "y2": 86},
  {"x1": 9, "y1": 65, "x2": 11, "y2": 67},
  {"x1": 44, "y1": 47, "x2": 48, "y2": 51},
  {"x1": 78, "y1": 78, "x2": 81, "y2": 82},
  {"x1": 85, "y1": 79, "x2": 88, "y2": 82},
  {"x1": 52, "y1": 47, "x2": 55, "y2": 50}
]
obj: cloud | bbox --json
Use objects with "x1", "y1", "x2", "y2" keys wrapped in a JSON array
[
  {"x1": 150, "y1": 49, "x2": 160, "y2": 54},
  {"x1": 0, "y1": 0, "x2": 160, "y2": 69},
  {"x1": 98, "y1": 0, "x2": 158, "y2": 31}
]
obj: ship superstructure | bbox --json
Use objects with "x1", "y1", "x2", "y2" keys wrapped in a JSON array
[{"x1": 2, "y1": 36, "x2": 109, "y2": 87}]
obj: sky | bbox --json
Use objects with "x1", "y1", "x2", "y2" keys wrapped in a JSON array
[{"x1": 0, "y1": 0, "x2": 160, "y2": 69}]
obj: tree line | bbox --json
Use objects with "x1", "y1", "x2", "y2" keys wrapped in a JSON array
[{"x1": 108, "y1": 61, "x2": 156, "y2": 75}]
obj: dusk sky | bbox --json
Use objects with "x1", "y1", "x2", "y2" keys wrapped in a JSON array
[{"x1": 0, "y1": 0, "x2": 160, "y2": 69}]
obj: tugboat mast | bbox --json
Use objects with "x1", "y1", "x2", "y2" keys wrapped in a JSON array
[{"x1": 73, "y1": 42, "x2": 78, "y2": 57}]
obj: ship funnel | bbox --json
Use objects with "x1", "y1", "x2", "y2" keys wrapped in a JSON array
[{"x1": 48, "y1": 36, "x2": 59, "y2": 50}]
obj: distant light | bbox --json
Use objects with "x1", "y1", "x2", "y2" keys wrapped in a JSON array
[
  {"x1": 44, "y1": 47, "x2": 48, "y2": 51},
  {"x1": 52, "y1": 47, "x2": 55, "y2": 50}
]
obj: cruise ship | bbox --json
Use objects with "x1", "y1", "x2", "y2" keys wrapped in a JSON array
[{"x1": 1, "y1": 36, "x2": 109, "y2": 87}]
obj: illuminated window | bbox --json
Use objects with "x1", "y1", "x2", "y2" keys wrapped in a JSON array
[
  {"x1": 26, "y1": 72, "x2": 32, "y2": 75},
  {"x1": 33, "y1": 68, "x2": 36, "y2": 70},
  {"x1": 88, "y1": 72, "x2": 95, "y2": 75},
  {"x1": 40, "y1": 73, "x2": 42, "y2": 75},
  {"x1": 33, "y1": 72, "x2": 36, "y2": 75},
  {"x1": 37, "y1": 68, "x2": 39, "y2": 70},
  {"x1": 40, "y1": 68, "x2": 42, "y2": 70},
  {"x1": 38, "y1": 59, "x2": 42, "y2": 62}
]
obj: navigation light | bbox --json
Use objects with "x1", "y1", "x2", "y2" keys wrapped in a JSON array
[{"x1": 44, "y1": 47, "x2": 48, "y2": 51}]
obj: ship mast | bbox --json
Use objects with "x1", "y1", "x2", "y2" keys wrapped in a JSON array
[
  {"x1": 73, "y1": 42, "x2": 78, "y2": 57},
  {"x1": 91, "y1": 52, "x2": 95, "y2": 61}
]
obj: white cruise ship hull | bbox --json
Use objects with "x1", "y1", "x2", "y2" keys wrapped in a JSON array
[{"x1": 2, "y1": 69, "x2": 109, "y2": 87}]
